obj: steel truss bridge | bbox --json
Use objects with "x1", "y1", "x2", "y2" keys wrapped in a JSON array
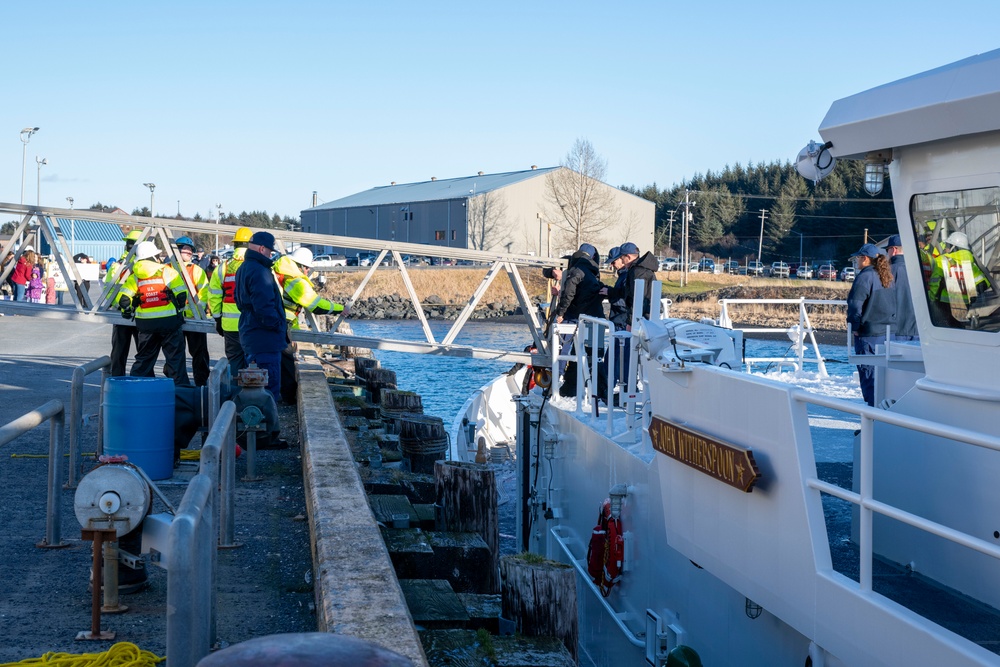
[{"x1": 0, "y1": 203, "x2": 562, "y2": 366}]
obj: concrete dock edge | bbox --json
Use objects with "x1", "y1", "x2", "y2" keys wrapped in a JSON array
[{"x1": 296, "y1": 351, "x2": 429, "y2": 666}]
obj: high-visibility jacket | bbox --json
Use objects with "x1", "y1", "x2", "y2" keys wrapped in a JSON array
[
  {"x1": 180, "y1": 261, "x2": 209, "y2": 318},
  {"x1": 208, "y1": 248, "x2": 246, "y2": 332},
  {"x1": 928, "y1": 248, "x2": 989, "y2": 305},
  {"x1": 272, "y1": 255, "x2": 340, "y2": 329},
  {"x1": 118, "y1": 260, "x2": 187, "y2": 321},
  {"x1": 103, "y1": 252, "x2": 133, "y2": 305}
]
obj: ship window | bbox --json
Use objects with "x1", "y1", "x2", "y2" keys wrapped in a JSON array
[{"x1": 911, "y1": 186, "x2": 1000, "y2": 331}]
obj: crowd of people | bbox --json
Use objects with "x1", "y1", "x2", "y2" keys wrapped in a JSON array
[
  {"x1": 105, "y1": 228, "x2": 343, "y2": 419},
  {"x1": 543, "y1": 239, "x2": 657, "y2": 401}
]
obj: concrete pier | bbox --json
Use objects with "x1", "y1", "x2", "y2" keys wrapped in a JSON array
[{"x1": 0, "y1": 314, "x2": 426, "y2": 665}]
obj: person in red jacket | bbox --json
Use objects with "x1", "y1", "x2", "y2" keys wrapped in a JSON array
[{"x1": 10, "y1": 245, "x2": 35, "y2": 301}]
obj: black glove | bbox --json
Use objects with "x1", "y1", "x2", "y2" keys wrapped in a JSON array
[
  {"x1": 168, "y1": 290, "x2": 187, "y2": 311},
  {"x1": 118, "y1": 295, "x2": 135, "y2": 319},
  {"x1": 214, "y1": 318, "x2": 225, "y2": 336}
]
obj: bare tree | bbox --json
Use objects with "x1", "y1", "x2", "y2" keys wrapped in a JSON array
[
  {"x1": 545, "y1": 138, "x2": 620, "y2": 249},
  {"x1": 467, "y1": 190, "x2": 509, "y2": 251}
]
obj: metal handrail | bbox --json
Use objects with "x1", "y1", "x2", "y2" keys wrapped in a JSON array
[
  {"x1": 718, "y1": 297, "x2": 842, "y2": 376},
  {"x1": 795, "y1": 389, "x2": 1000, "y2": 593},
  {"x1": 0, "y1": 400, "x2": 67, "y2": 547},
  {"x1": 68, "y1": 356, "x2": 110, "y2": 488},
  {"x1": 549, "y1": 525, "x2": 645, "y2": 648},
  {"x1": 165, "y1": 399, "x2": 235, "y2": 667}
]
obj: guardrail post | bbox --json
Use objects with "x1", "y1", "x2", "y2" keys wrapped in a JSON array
[{"x1": 68, "y1": 356, "x2": 110, "y2": 488}]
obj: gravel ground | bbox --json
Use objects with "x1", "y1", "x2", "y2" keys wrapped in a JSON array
[{"x1": 0, "y1": 396, "x2": 315, "y2": 663}]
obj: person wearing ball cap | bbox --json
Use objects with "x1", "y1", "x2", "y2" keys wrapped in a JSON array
[{"x1": 234, "y1": 231, "x2": 288, "y2": 403}]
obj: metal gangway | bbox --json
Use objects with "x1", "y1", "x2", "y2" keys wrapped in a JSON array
[{"x1": 0, "y1": 203, "x2": 558, "y2": 366}]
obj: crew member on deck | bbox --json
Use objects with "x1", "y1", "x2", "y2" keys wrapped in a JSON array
[
  {"x1": 846, "y1": 243, "x2": 894, "y2": 406},
  {"x1": 208, "y1": 227, "x2": 253, "y2": 373}
]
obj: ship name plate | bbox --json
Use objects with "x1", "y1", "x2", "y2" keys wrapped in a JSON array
[{"x1": 649, "y1": 416, "x2": 761, "y2": 492}]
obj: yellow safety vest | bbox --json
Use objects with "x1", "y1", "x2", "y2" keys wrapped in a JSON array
[
  {"x1": 272, "y1": 255, "x2": 339, "y2": 329},
  {"x1": 119, "y1": 260, "x2": 187, "y2": 321},
  {"x1": 181, "y1": 261, "x2": 209, "y2": 318},
  {"x1": 208, "y1": 248, "x2": 246, "y2": 332}
]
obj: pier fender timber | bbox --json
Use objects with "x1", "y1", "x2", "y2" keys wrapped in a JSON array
[{"x1": 499, "y1": 553, "x2": 578, "y2": 662}]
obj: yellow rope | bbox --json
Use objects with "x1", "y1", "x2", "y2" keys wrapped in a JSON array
[
  {"x1": 0, "y1": 642, "x2": 165, "y2": 666},
  {"x1": 179, "y1": 449, "x2": 201, "y2": 461}
]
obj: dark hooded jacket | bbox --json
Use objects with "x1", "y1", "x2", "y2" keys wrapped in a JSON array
[
  {"x1": 889, "y1": 254, "x2": 918, "y2": 337},
  {"x1": 553, "y1": 250, "x2": 605, "y2": 322},
  {"x1": 610, "y1": 251, "x2": 659, "y2": 325},
  {"x1": 234, "y1": 249, "x2": 288, "y2": 355}
]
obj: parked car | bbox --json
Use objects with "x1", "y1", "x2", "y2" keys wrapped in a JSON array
[
  {"x1": 312, "y1": 254, "x2": 348, "y2": 268},
  {"x1": 794, "y1": 264, "x2": 814, "y2": 279},
  {"x1": 698, "y1": 258, "x2": 717, "y2": 274},
  {"x1": 745, "y1": 260, "x2": 765, "y2": 276},
  {"x1": 817, "y1": 264, "x2": 837, "y2": 280},
  {"x1": 721, "y1": 260, "x2": 740, "y2": 274},
  {"x1": 839, "y1": 266, "x2": 857, "y2": 281},
  {"x1": 659, "y1": 257, "x2": 679, "y2": 271},
  {"x1": 770, "y1": 261, "x2": 790, "y2": 278}
]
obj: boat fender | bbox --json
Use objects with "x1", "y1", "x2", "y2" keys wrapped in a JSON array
[{"x1": 586, "y1": 498, "x2": 624, "y2": 597}]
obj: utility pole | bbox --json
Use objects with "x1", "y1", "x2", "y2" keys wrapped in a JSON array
[
  {"x1": 757, "y1": 208, "x2": 769, "y2": 268},
  {"x1": 666, "y1": 209, "x2": 676, "y2": 255},
  {"x1": 679, "y1": 191, "x2": 696, "y2": 287}
]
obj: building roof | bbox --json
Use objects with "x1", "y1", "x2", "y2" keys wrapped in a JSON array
[
  {"x1": 306, "y1": 167, "x2": 561, "y2": 211},
  {"x1": 820, "y1": 48, "x2": 1000, "y2": 158},
  {"x1": 48, "y1": 217, "x2": 126, "y2": 241}
]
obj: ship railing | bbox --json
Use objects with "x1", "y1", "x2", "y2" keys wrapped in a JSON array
[
  {"x1": 799, "y1": 392, "x2": 1000, "y2": 593},
  {"x1": 548, "y1": 280, "x2": 661, "y2": 437},
  {"x1": 716, "y1": 297, "x2": 844, "y2": 376}
]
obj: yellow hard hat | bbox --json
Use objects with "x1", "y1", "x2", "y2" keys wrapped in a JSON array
[
  {"x1": 123, "y1": 229, "x2": 143, "y2": 242},
  {"x1": 234, "y1": 227, "x2": 253, "y2": 243},
  {"x1": 926, "y1": 220, "x2": 937, "y2": 231}
]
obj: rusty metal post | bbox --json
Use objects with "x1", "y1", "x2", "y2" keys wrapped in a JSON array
[{"x1": 78, "y1": 528, "x2": 116, "y2": 641}]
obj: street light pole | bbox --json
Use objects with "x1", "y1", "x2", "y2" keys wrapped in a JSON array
[
  {"x1": 216, "y1": 204, "x2": 223, "y2": 253},
  {"x1": 67, "y1": 197, "x2": 75, "y2": 256},
  {"x1": 19, "y1": 127, "x2": 39, "y2": 205},
  {"x1": 757, "y1": 209, "x2": 769, "y2": 267},
  {"x1": 143, "y1": 183, "x2": 156, "y2": 218},
  {"x1": 35, "y1": 156, "x2": 47, "y2": 205}
]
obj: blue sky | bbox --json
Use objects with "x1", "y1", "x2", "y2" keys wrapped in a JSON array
[{"x1": 3, "y1": 1, "x2": 998, "y2": 221}]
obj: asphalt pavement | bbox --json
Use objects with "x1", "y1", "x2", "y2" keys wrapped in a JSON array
[{"x1": 0, "y1": 312, "x2": 315, "y2": 662}]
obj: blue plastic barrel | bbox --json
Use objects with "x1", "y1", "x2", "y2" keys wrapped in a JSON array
[{"x1": 103, "y1": 377, "x2": 175, "y2": 480}]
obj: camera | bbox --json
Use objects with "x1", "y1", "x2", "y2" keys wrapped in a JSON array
[{"x1": 542, "y1": 267, "x2": 557, "y2": 280}]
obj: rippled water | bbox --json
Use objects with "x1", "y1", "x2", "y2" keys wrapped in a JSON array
[{"x1": 347, "y1": 320, "x2": 860, "y2": 425}]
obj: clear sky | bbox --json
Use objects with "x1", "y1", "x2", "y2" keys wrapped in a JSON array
[{"x1": 3, "y1": 1, "x2": 998, "y2": 221}]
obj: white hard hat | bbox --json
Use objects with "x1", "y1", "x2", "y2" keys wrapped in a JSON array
[
  {"x1": 946, "y1": 231, "x2": 970, "y2": 250},
  {"x1": 23, "y1": 245, "x2": 34, "y2": 252},
  {"x1": 289, "y1": 247, "x2": 314, "y2": 268},
  {"x1": 134, "y1": 241, "x2": 160, "y2": 260}
]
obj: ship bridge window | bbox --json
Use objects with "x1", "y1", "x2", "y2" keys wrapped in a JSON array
[{"x1": 911, "y1": 186, "x2": 1000, "y2": 331}]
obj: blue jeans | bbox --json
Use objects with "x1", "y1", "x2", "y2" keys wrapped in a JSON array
[
  {"x1": 248, "y1": 351, "x2": 281, "y2": 403},
  {"x1": 854, "y1": 335, "x2": 882, "y2": 407},
  {"x1": 14, "y1": 283, "x2": 25, "y2": 301}
]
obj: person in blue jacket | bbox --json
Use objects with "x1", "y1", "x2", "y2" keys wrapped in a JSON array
[
  {"x1": 234, "y1": 231, "x2": 288, "y2": 402},
  {"x1": 886, "y1": 234, "x2": 919, "y2": 342},
  {"x1": 846, "y1": 243, "x2": 895, "y2": 406}
]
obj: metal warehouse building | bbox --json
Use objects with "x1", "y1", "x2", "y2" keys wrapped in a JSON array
[{"x1": 300, "y1": 166, "x2": 655, "y2": 258}]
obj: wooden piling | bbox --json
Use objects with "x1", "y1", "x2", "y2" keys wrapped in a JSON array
[
  {"x1": 500, "y1": 554, "x2": 577, "y2": 662},
  {"x1": 435, "y1": 461, "x2": 499, "y2": 593},
  {"x1": 353, "y1": 357, "x2": 380, "y2": 381}
]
